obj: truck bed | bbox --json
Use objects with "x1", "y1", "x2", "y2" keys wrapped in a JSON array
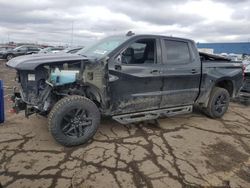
[
  {"x1": 200, "y1": 51, "x2": 242, "y2": 69},
  {"x1": 199, "y1": 52, "x2": 231, "y2": 62},
  {"x1": 195, "y1": 52, "x2": 243, "y2": 106}
]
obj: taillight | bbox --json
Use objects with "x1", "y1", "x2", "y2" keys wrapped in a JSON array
[{"x1": 242, "y1": 64, "x2": 246, "y2": 80}]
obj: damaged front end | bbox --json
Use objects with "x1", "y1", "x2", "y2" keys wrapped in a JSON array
[
  {"x1": 10, "y1": 66, "x2": 70, "y2": 117},
  {"x1": 8, "y1": 64, "x2": 52, "y2": 116},
  {"x1": 7, "y1": 53, "x2": 109, "y2": 117}
]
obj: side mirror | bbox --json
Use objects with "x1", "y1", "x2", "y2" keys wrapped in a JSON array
[{"x1": 115, "y1": 54, "x2": 122, "y2": 64}]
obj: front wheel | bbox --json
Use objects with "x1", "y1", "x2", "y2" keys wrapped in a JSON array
[
  {"x1": 48, "y1": 95, "x2": 100, "y2": 146},
  {"x1": 203, "y1": 87, "x2": 230, "y2": 118},
  {"x1": 6, "y1": 54, "x2": 14, "y2": 61}
]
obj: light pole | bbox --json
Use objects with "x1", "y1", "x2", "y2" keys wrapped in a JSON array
[{"x1": 71, "y1": 21, "x2": 74, "y2": 46}]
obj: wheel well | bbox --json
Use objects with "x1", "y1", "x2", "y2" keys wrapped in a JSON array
[
  {"x1": 215, "y1": 80, "x2": 233, "y2": 97},
  {"x1": 4, "y1": 53, "x2": 12, "y2": 58},
  {"x1": 85, "y1": 86, "x2": 102, "y2": 107}
]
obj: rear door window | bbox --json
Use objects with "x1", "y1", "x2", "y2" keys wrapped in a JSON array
[{"x1": 163, "y1": 40, "x2": 191, "y2": 64}]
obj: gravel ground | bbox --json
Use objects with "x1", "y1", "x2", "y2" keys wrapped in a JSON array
[{"x1": 0, "y1": 59, "x2": 250, "y2": 188}]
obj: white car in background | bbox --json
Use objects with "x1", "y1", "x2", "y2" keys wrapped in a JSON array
[{"x1": 39, "y1": 47, "x2": 64, "y2": 54}]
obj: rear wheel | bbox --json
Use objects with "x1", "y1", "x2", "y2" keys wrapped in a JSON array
[
  {"x1": 48, "y1": 95, "x2": 100, "y2": 146},
  {"x1": 203, "y1": 87, "x2": 230, "y2": 118}
]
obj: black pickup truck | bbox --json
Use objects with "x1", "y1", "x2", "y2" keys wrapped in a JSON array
[{"x1": 7, "y1": 34, "x2": 243, "y2": 146}]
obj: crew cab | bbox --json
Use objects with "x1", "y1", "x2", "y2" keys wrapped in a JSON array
[{"x1": 7, "y1": 34, "x2": 243, "y2": 146}]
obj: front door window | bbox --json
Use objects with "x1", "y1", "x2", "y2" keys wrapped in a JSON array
[{"x1": 122, "y1": 39, "x2": 156, "y2": 65}]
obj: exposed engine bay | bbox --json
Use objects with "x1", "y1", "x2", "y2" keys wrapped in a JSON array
[{"x1": 12, "y1": 59, "x2": 108, "y2": 117}]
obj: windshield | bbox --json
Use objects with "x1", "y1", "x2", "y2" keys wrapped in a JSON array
[{"x1": 78, "y1": 36, "x2": 129, "y2": 59}]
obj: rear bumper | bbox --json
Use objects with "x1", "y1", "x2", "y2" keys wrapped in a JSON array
[
  {"x1": 239, "y1": 91, "x2": 250, "y2": 98},
  {"x1": 238, "y1": 91, "x2": 250, "y2": 104},
  {"x1": 242, "y1": 76, "x2": 250, "y2": 91}
]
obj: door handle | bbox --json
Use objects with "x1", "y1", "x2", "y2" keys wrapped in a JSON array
[
  {"x1": 115, "y1": 64, "x2": 122, "y2": 70},
  {"x1": 150, "y1": 70, "x2": 160, "y2": 74},
  {"x1": 191, "y1": 69, "x2": 198, "y2": 74}
]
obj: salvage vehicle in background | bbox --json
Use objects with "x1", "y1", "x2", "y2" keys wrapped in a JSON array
[
  {"x1": 240, "y1": 62, "x2": 250, "y2": 102},
  {"x1": 63, "y1": 47, "x2": 84, "y2": 54},
  {"x1": 7, "y1": 33, "x2": 243, "y2": 146},
  {"x1": 0, "y1": 46, "x2": 14, "y2": 52},
  {"x1": 0, "y1": 46, "x2": 14, "y2": 59},
  {"x1": 39, "y1": 46, "x2": 64, "y2": 54},
  {"x1": 0, "y1": 45, "x2": 41, "y2": 61}
]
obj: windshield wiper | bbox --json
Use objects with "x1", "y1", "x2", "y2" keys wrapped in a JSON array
[{"x1": 80, "y1": 54, "x2": 87, "y2": 57}]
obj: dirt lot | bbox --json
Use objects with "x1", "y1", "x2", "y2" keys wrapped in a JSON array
[{"x1": 0, "y1": 59, "x2": 250, "y2": 188}]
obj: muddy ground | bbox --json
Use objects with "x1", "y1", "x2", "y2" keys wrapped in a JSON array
[{"x1": 0, "y1": 59, "x2": 250, "y2": 188}]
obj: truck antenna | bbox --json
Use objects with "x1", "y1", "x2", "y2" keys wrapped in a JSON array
[{"x1": 126, "y1": 31, "x2": 135, "y2": 36}]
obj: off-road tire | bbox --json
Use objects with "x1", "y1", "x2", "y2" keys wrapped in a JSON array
[
  {"x1": 203, "y1": 87, "x2": 230, "y2": 118},
  {"x1": 48, "y1": 95, "x2": 100, "y2": 146},
  {"x1": 6, "y1": 54, "x2": 14, "y2": 61}
]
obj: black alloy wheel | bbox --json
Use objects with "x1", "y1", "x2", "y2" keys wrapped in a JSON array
[
  {"x1": 214, "y1": 93, "x2": 228, "y2": 114},
  {"x1": 203, "y1": 87, "x2": 230, "y2": 118},
  {"x1": 61, "y1": 108, "x2": 93, "y2": 138},
  {"x1": 48, "y1": 95, "x2": 100, "y2": 146}
]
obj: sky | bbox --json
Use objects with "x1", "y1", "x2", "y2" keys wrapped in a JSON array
[{"x1": 0, "y1": 0, "x2": 250, "y2": 46}]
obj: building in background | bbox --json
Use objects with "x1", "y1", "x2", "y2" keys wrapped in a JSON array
[{"x1": 197, "y1": 42, "x2": 250, "y2": 55}]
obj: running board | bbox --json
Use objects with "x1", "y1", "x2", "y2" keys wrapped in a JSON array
[{"x1": 112, "y1": 105, "x2": 193, "y2": 124}]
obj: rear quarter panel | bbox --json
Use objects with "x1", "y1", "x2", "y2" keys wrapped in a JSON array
[{"x1": 196, "y1": 61, "x2": 243, "y2": 106}]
